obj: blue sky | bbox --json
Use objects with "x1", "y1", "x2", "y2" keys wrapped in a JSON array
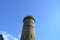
[{"x1": 0, "y1": 0, "x2": 60, "y2": 40}]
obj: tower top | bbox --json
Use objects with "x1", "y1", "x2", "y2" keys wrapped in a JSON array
[
  {"x1": 23, "y1": 16, "x2": 35, "y2": 23},
  {"x1": 0, "y1": 34, "x2": 2, "y2": 37},
  {"x1": 0, "y1": 34, "x2": 3, "y2": 38}
]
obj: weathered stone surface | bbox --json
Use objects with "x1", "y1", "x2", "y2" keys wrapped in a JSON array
[{"x1": 20, "y1": 16, "x2": 35, "y2": 40}]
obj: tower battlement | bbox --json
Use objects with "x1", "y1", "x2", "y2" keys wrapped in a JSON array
[{"x1": 23, "y1": 16, "x2": 35, "y2": 23}]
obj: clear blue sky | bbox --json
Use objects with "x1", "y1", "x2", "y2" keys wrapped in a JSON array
[{"x1": 0, "y1": 0, "x2": 60, "y2": 40}]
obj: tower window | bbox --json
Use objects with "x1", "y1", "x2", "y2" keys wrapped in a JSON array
[
  {"x1": 26, "y1": 34, "x2": 28, "y2": 37},
  {"x1": 34, "y1": 36, "x2": 35, "y2": 40},
  {"x1": 22, "y1": 35, "x2": 25, "y2": 39},
  {"x1": 31, "y1": 35, "x2": 32, "y2": 38}
]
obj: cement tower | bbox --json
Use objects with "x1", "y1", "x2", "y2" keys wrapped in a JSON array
[{"x1": 20, "y1": 16, "x2": 35, "y2": 40}]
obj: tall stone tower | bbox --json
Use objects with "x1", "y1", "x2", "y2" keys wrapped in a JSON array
[
  {"x1": 20, "y1": 16, "x2": 35, "y2": 40},
  {"x1": 0, "y1": 34, "x2": 4, "y2": 40}
]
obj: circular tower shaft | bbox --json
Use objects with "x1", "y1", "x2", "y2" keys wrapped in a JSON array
[{"x1": 21, "y1": 16, "x2": 35, "y2": 40}]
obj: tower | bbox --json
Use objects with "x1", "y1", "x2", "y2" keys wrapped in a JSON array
[
  {"x1": 20, "y1": 16, "x2": 35, "y2": 40},
  {"x1": 0, "y1": 34, "x2": 4, "y2": 40}
]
